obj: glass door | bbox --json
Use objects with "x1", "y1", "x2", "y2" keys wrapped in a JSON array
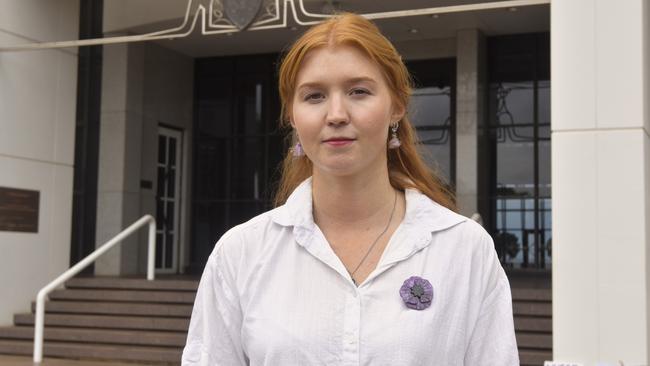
[
  {"x1": 487, "y1": 33, "x2": 551, "y2": 270},
  {"x1": 190, "y1": 54, "x2": 283, "y2": 273},
  {"x1": 156, "y1": 127, "x2": 183, "y2": 273}
]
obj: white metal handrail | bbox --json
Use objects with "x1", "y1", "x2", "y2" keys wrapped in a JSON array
[{"x1": 33, "y1": 214, "x2": 156, "y2": 363}]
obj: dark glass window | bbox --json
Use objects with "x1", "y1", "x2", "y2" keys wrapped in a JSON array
[
  {"x1": 190, "y1": 54, "x2": 283, "y2": 273},
  {"x1": 407, "y1": 59, "x2": 456, "y2": 185},
  {"x1": 486, "y1": 33, "x2": 550, "y2": 270}
]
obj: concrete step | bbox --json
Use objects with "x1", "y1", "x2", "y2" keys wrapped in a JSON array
[
  {"x1": 513, "y1": 301, "x2": 552, "y2": 317},
  {"x1": 516, "y1": 331, "x2": 552, "y2": 350},
  {"x1": 66, "y1": 277, "x2": 198, "y2": 291},
  {"x1": 0, "y1": 339, "x2": 181, "y2": 364},
  {"x1": 0, "y1": 326, "x2": 186, "y2": 347},
  {"x1": 2, "y1": 275, "x2": 554, "y2": 365},
  {"x1": 48, "y1": 289, "x2": 195, "y2": 304},
  {"x1": 512, "y1": 288, "x2": 552, "y2": 302},
  {"x1": 515, "y1": 316, "x2": 553, "y2": 333},
  {"x1": 14, "y1": 313, "x2": 189, "y2": 332},
  {"x1": 31, "y1": 301, "x2": 192, "y2": 317},
  {"x1": 519, "y1": 349, "x2": 553, "y2": 366}
]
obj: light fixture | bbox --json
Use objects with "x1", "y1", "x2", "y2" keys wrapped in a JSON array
[{"x1": 409, "y1": 28, "x2": 419, "y2": 34}]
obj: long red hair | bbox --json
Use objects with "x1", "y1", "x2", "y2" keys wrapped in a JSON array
[{"x1": 274, "y1": 13, "x2": 456, "y2": 211}]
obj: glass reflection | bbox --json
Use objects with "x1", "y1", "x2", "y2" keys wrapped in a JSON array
[
  {"x1": 409, "y1": 86, "x2": 452, "y2": 182},
  {"x1": 488, "y1": 33, "x2": 551, "y2": 270}
]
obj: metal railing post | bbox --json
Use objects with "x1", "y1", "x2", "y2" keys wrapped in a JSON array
[
  {"x1": 147, "y1": 218, "x2": 156, "y2": 280},
  {"x1": 33, "y1": 215, "x2": 156, "y2": 363},
  {"x1": 33, "y1": 291, "x2": 46, "y2": 362}
]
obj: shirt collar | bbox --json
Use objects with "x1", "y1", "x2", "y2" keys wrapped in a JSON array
[
  {"x1": 271, "y1": 176, "x2": 468, "y2": 284},
  {"x1": 270, "y1": 176, "x2": 466, "y2": 235},
  {"x1": 270, "y1": 177, "x2": 315, "y2": 229}
]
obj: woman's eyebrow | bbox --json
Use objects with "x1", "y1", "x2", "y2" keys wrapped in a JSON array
[
  {"x1": 296, "y1": 76, "x2": 378, "y2": 91},
  {"x1": 296, "y1": 81, "x2": 323, "y2": 91},
  {"x1": 345, "y1": 76, "x2": 377, "y2": 85}
]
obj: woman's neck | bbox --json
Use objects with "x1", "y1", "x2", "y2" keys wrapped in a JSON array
[{"x1": 311, "y1": 168, "x2": 396, "y2": 227}]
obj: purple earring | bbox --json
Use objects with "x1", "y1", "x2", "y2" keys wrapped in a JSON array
[
  {"x1": 388, "y1": 123, "x2": 401, "y2": 149},
  {"x1": 293, "y1": 141, "x2": 305, "y2": 157}
]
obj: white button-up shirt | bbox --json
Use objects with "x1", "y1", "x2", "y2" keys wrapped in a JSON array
[{"x1": 182, "y1": 177, "x2": 519, "y2": 365}]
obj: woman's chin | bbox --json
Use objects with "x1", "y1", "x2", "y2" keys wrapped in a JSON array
[
  {"x1": 312, "y1": 154, "x2": 386, "y2": 179},
  {"x1": 314, "y1": 162, "x2": 361, "y2": 178},
  {"x1": 314, "y1": 161, "x2": 380, "y2": 179}
]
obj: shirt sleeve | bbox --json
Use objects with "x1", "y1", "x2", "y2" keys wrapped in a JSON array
[
  {"x1": 182, "y1": 232, "x2": 248, "y2": 366},
  {"x1": 464, "y1": 233, "x2": 520, "y2": 366}
]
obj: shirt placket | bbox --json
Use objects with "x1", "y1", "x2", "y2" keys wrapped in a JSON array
[{"x1": 342, "y1": 288, "x2": 361, "y2": 366}]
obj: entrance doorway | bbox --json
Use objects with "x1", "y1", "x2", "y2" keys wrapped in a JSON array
[
  {"x1": 156, "y1": 126, "x2": 183, "y2": 273},
  {"x1": 189, "y1": 53, "x2": 283, "y2": 273}
]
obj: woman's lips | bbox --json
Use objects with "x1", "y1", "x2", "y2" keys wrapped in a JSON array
[{"x1": 323, "y1": 139, "x2": 355, "y2": 147}]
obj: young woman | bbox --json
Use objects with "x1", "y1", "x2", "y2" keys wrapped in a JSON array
[{"x1": 182, "y1": 13, "x2": 518, "y2": 366}]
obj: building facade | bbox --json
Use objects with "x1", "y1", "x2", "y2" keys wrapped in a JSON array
[{"x1": 1, "y1": 0, "x2": 649, "y2": 364}]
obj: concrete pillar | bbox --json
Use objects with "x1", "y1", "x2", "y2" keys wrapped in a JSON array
[
  {"x1": 455, "y1": 29, "x2": 486, "y2": 217},
  {"x1": 95, "y1": 39, "x2": 145, "y2": 275},
  {"x1": 552, "y1": 0, "x2": 650, "y2": 364},
  {"x1": 139, "y1": 43, "x2": 195, "y2": 273},
  {"x1": 0, "y1": 0, "x2": 79, "y2": 325}
]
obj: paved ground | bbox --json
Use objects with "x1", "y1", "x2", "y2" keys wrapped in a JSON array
[{"x1": 0, "y1": 355, "x2": 157, "y2": 366}]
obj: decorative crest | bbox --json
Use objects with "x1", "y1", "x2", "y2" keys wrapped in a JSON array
[{"x1": 223, "y1": 0, "x2": 264, "y2": 30}]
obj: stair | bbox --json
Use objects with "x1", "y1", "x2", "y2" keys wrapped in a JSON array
[
  {"x1": 0, "y1": 276, "x2": 552, "y2": 365},
  {"x1": 0, "y1": 276, "x2": 198, "y2": 365},
  {"x1": 513, "y1": 287, "x2": 553, "y2": 366}
]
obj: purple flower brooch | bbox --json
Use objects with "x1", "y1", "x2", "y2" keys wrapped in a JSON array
[{"x1": 400, "y1": 276, "x2": 433, "y2": 310}]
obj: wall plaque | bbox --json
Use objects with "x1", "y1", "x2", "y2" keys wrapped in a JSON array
[{"x1": 0, "y1": 187, "x2": 40, "y2": 233}]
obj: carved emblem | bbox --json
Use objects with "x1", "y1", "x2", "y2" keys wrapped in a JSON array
[{"x1": 223, "y1": 0, "x2": 264, "y2": 30}]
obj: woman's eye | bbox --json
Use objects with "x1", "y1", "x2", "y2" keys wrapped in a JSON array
[
  {"x1": 350, "y1": 88, "x2": 370, "y2": 96},
  {"x1": 304, "y1": 93, "x2": 324, "y2": 102}
]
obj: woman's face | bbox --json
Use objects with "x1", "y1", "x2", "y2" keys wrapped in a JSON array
[{"x1": 291, "y1": 44, "x2": 404, "y2": 178}]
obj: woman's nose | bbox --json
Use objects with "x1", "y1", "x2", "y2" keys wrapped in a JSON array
[{"x1": 326, "y1": 94, "x2": 349, "y2": 126}]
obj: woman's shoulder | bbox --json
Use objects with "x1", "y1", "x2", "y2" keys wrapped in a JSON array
[
  {"x1": 449, "y1": 216, "x2": 493, "y2": 245},
  {"x1": 407, "y1": 188, "x2": 492, "y2": 246},
  {"x1": 409, "y1": 192, "x2": 496, "y2": 260},
  {"x1": 208, "y1": 206, "x2": 289, "y2": 262}
]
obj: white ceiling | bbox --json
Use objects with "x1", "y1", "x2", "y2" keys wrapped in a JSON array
[{"x1": 104, "y1": 0, "x2": 549, "y2": 58}]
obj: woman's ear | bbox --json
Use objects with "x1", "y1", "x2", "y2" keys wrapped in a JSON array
[
  {"x1": 286, "y1": 111, "x2": 295, "y2": 128},
  {"x1": 391, "y1": 104, "x2": 406, "y2": 124}
]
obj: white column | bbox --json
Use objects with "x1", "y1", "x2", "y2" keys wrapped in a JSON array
[
  {"x1": 552, "y1": 0, "x2": 650, "y2": 364},
  {"x1": 455, "y1": 29, "x2": 486, "y2": 217},
  {"x1": 0, "y1": 0, "x2": 79, "y2": 326},
  {"x1": 95, "y1": 39, "x2": 144, "y2": 275}
]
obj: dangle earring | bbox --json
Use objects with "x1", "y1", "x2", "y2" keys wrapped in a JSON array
[
  {"x1": 292, "y1": 131, "x2": 305, "y2": 157},
  {"x1": 388, "y1": 122, "x2": 401, "y2": 149},
  {"x1": 292, "y1": 141, "x2": 305, "y2": 157},
  {"x1": 290, "y1": 124, "x2": 305, "y2": 157}
]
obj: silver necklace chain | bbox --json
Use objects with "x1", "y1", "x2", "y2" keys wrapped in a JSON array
[{"x1": 349, "y1": 190, "x2": 398, "y2": 285}]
